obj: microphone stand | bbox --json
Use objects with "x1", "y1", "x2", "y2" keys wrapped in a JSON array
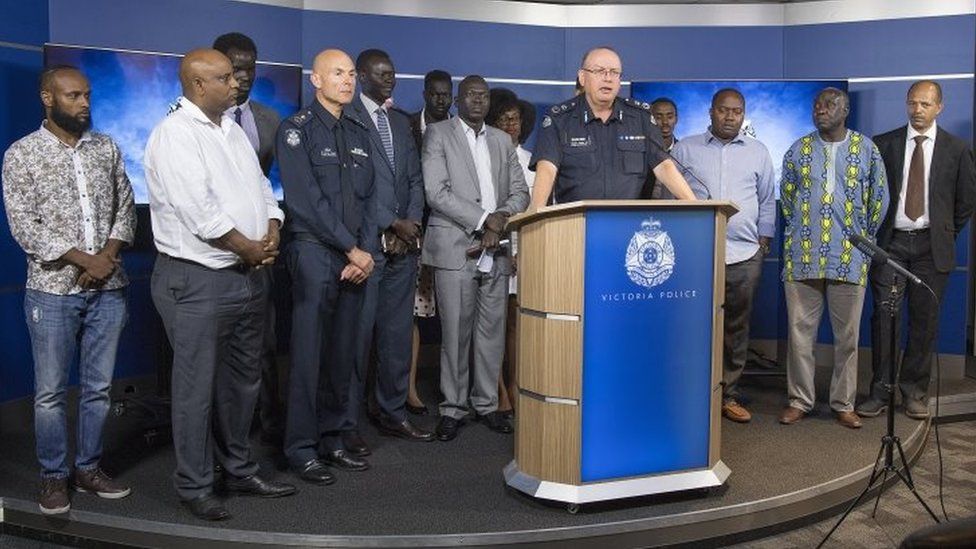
[{"x1": 817, "y1": 265, "x2": 939, "y2": 548}]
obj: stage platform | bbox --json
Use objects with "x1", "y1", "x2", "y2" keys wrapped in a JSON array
[{"x1": 1, "y1": 369, "x2": 974, "y2": 548}]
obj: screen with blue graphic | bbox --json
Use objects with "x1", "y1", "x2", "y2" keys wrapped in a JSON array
[
  {"x1": 44, "y1": 44, "x2": 302, "y2": 203},
  {"x1": 582, "y1": 208, "x2": 715, "y2": 482},
  {"x1": 631, "y1": 80, "x2": 847, "y2": 191}
]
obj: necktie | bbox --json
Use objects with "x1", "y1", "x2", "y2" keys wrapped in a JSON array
[
  {"x1": 234, "y1": 107, "x2": 243, "y2": 126},
  {"x1": 376, "y1": 108, "x2": 395, "y2": 168},
  {"x1": 905, "y1": 135, "x2": 926, "y2": 221}
]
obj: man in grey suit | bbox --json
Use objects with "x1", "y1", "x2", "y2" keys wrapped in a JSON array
[
  {"x1": 422, "y1": 75, "x2": 529, "y2": 442},
  {"x1": 346, "y1": 49, "x2": 433, "y2": 453}
]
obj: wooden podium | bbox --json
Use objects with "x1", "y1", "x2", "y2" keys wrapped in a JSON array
[{"x1": 504, "y1": 200, "x2": 738, "y2": 510}]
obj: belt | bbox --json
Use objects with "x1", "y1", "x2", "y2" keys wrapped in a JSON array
[
  {"x1": 894, "y1": 228, "x2": 929, "y2": 236},
  {"x1": 160, "y1": 253, "x2": 249, "y2": 273}
]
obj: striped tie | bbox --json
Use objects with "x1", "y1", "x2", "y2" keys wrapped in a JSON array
[{"x1": 376, "y1": 107, "x2": 395, "y2": 168}]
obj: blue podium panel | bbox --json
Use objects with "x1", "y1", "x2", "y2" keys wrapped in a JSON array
[{"x1": 581, "y1": 209, "x2": 716, "y2": 483}]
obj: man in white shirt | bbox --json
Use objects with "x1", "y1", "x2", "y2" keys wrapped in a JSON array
[{"x1": 144, "y1": 48, "x2": 295, "y2": 521}]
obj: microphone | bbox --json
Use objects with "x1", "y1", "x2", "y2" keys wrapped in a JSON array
[{"x1": 848, "y1": 233, "x2": 922, "y2": 285}]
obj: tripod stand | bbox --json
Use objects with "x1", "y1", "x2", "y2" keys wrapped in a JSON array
[{"x1": 817, "y1": 274, "x2": 939, "y2": 548}]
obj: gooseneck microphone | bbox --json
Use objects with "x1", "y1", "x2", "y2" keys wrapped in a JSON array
[{"x1": 848, "y1": 233, "x2": 922, "y2": 285}]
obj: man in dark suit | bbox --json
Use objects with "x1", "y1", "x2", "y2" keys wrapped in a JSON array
[
  {"x1": 213, "y1": 32, "x2": 285, "y2": 444},
  {"x1": 347, "y1": 49, "x2": 433, "y2": 453},
  {"x1": 408, "y1": 70, "x2": 453, "y2": 152},
  {"x1": 422, "y1": 75, "x2": 529, "y2": 441},
  {"x1": 857, "y1": 80, "x2": 976, "y2": 420}
]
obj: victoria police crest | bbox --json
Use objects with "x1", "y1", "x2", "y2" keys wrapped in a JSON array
[{"x1": 625, "y1": 218, "x2": 675, "y2": 288}]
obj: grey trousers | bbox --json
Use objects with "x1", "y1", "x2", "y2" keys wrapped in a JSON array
[
  {"x1": 434, "y1": 260, "x2": 509, "y2": 419},
  {"x1": 722, "y1": 250, "x2": 764, "y2": 401},
  {"x1": 151, "y1": 254, "x2": 269, "y2": 500},
  {"x1": 784, "y1": 279, "x2": 865, "y2": 413}
]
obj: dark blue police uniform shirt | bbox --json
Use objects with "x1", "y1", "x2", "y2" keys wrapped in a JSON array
[
  {"x1": 529, "y1": 96, "x2": 669, "y2": 202},
  {"x1": 276, "y1": 100, "x2": 378, "y2": 255}
]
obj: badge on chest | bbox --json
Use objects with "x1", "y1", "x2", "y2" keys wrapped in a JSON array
[{"x1": 569, "y1": 136, "x2": 592, "y2": 148}]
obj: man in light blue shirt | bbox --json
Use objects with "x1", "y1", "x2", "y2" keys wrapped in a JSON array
[{"x1": 671, "y1": 88, "x2": 776, "y2": 423}]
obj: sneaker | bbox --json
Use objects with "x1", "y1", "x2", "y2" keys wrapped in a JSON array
[
  {"x1": 39, "y1": 477, "x2": 70, "y2": 515},
  {"x1": 721, "y1": 399, "x2": 752, "y2": 423},
  {"x1": 73, "y1": 467, "x2": 132, "y2": 499}
]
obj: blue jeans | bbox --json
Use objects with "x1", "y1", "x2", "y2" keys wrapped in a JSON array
[{"x1": 25, "y1": 289, "x2": 127, "y2": 479}]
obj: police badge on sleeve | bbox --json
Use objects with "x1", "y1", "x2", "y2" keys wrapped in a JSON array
[{"x1": 625, "y1": 218, "x2": 675, "y2": 289}]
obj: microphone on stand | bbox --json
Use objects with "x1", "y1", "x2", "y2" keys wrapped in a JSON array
[{"x1": 848, "y1": 233, "x2": 922, "y2": 285}]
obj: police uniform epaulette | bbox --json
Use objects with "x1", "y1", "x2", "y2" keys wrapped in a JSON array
[
  {"x1": 548, "y1": 98, "x2": 577, "y2": 116},
  {"x1": 343, "y1": 113, "x2": 369, "y2": 130},
  {"x1": 622, "y1": 97, "x2": 652, "y2": 111},
  {"x1": 288, "y1": 109, "x2": 313, "y2": 126}
]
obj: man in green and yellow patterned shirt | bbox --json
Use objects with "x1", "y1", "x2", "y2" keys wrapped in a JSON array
[{"x1": 779, "y1": 87, "x2": 889, "y2": 430}]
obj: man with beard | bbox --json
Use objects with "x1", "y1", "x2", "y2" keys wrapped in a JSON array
[
  {"x1": 3, "y1": 65, "x2": 136, "y2": 515},
  {"x1": 145, "y1": 49, "x2": 295, "y2": 521},
  {"x1": 346, "y1": 49, "x2": 432, "y2": 455},
  {"x1": 529, "y1": 47, "x2": 696, "y2": 207},
  {"x1": 213, "y1": 31, "x2": 285, "y2": 447},
  {"x1": 422, "y1": 75, "x2": 529, "y2": 441},
  {"x1": 409, "y1": 70, "x2": 453, "y2": 151}
]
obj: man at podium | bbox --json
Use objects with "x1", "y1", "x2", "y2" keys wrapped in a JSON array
[{"x1": 528, "y1": 46, "x2": 697, "y2": 208}]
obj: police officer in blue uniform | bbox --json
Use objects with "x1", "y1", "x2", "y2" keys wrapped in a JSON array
[
  {"x1": 529, "y1": 46, "x2": 697, "y2": 208},
  {"x1": 276, "y1": 49, "x2": 378, "y2": 485}
]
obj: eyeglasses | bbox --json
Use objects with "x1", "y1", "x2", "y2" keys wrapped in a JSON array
[{"x1": 581, "y1": 67, "x2": 623, "y2": 80}]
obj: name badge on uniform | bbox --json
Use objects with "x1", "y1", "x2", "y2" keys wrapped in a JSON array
[
  {"x1": 619, "y1": 135, "x2": 646, "y2": 141},
  {"x1": 569, "y1": 136, "x2": 591, "y2": 147},
  {"x1": 320, "y1": 147, "x2": 337, "y2": 158},
  {"x1": 350, "y1": 147, "x2": 369, "y2": 158}
]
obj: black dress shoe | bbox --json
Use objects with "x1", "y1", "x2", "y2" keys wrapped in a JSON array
[
  {"x1": 378, "y1": 418, "x2": 435, "y2": 442},
  {"x1": 222, "y1": 474, "x2": 297, "y2": 498},
  {"x1": 322, "y1": 450, "x2": 370, "y2": 472},
  {"x1": 182, "y1": 494, "x2": 231, "y2": 521},
  {"x1": 435, "y1": 416, "x2": 460, "y2": 442},
  {"x1": 292, "y1": 459, "x2": 335, "y2": 485},
  {"x1": 406, "y1": 402, "x2": 429, "y2": 416},
  {"x1": 341, "y1": 431, "x2": 371, "y2": 457},
  {"x1": 478, "y1": 411, "x2": 513, "y2": 434}
]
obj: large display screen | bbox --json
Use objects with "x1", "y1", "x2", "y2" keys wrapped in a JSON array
[
  {"x1": 631, "y1": 80, "x2": 848, "y2": 189},
  {"x1": 44, "y1": 44, "x2": 303, "y2": 202}
]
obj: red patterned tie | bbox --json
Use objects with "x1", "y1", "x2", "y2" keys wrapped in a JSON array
[{"x1": 904, "y1": 135, "x2": 926, "y2": 221}]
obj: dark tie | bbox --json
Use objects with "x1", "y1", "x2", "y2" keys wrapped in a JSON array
[
  {"x1": 905, "y1": 135, "x2": 926, "y2": 221},
  {"x1": 375, "y1": 107, "x2": 395, "y2": 168},
  {"x1": 234, "y1": 107, "x2": 242, "y2": 126},
  {"x1": 334, "y1": 121, "x2": 361, "y2": 236}
]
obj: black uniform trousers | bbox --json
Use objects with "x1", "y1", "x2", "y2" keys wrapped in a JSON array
[
  {"x1": 348, "y1": 252, "x2": 418, "y2": 428},
  {"x1": 869, "y1": 229, "x2": 950, "y2": 403},
  {"x1": 284, "y1": 239, "x2": 365, "y2": 466},
  {"x1": 151, "y1": 254, "x2": 268, "y2": 500}
]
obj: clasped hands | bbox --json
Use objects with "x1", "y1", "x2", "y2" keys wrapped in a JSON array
[
  {"x1": 469, "y1": 211, "x2": 510, "y2": 256},
  {"x1": 383, "y1": 219, "x2": 422, "y2": 256}
]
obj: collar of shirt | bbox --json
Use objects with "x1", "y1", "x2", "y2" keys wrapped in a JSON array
[
  {"x1": 360, "y1": 93, "x2": 385, "y2": 116},
  {"x1": 224, "y1": 99, "x2": 251, "y2": 117},
  {"x1": 38, "y1": 120, "x2": 92, "y2": 149},
  {"x1": 461, "y1": 119, "x2": 486, "y2": 139},
  {"x1": 815, "y1": 129, "x2": 851, "y2": 147},
  {"x1": 705, "y1": 128, "x2": 745, "y2": 146},
  {"x1": 907, "y1": 121, "x2": 937, "y2": 143},
  {"x1": 581, "y1": 97, "x2": 622, "y2": 125},
  {"x1": 178, "y1": 96, "x2": 232, "y2": 134},
  {"x1": 311, "y1": 98, "x2": 342, "y2": 130}
]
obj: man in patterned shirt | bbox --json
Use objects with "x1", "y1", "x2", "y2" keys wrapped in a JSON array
[
  {"x1": 778, "y1": 87, "x2": 889, "y2": 429},
  {"x1": 2, "y1": 65, "x2": 136, "y2": 515}
]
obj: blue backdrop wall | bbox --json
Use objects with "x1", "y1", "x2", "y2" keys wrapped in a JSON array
[{"x1": 1, "y1": 0, "x2": 973, "y2": 401}]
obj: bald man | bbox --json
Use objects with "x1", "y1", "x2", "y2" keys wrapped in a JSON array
[
  {"x1": 277, "y1": 49, "x2": 379, "y2": 482},
  {"x1": 145, "y1": 48, "x2": 295, "y2": 521}
]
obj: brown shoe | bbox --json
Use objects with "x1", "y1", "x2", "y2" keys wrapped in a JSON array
[
  {"x1": 73, "y1": 467, "x2": 131, "y2": 499},
  {"x1": 836, "y1": 410, "x2": 863, "y2": 429},
  {"x1": 722, "y1": 399, "x2": 752, "y2": 423},
  {"x1": 39, "y1": 477, "x2": 70, "y2": 515},
  {"x1": 779, "y1": 406, "x2": 806, "y2": 425}
]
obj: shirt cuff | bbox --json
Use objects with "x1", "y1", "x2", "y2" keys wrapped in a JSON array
[
  {"x1": 40, "y1": 244, "x2": 78, "y2": 264},
  {"x1": 758, "y1": 222, "x2": 776, "y2": 239},
  {"x1": 196, "y1": 214, "x2": 237, "y2": 241},
  {"x1": 476, "y1": 211, "x2": 490, "y2": 233}
]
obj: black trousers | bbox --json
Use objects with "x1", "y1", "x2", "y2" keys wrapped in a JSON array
[
  {"x1": 151, "y1": 254, "x2": 269, "y2": 500},
  {"x1": 869, "y1": 229, "x2": 949, "y2": 403},
  {"x1": 284, "y1": 240, "x2": 364, "y2": 466}
]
